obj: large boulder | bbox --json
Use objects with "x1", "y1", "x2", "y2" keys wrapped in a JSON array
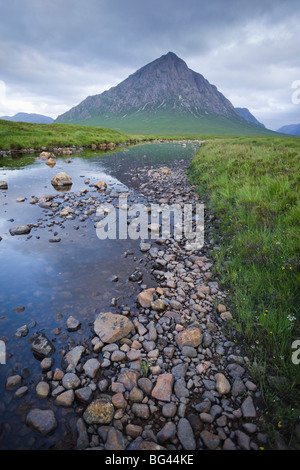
[
  {"x1": 51, "y1": 172, "x2": 72, "y2": 188},
  {"x1": 94, "y1": 312, "x2": 135, "y2": 344}
]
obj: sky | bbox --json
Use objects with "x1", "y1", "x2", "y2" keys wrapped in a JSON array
[{"x1": 0, "y1": 0, "x2": 299, "y2": 130}]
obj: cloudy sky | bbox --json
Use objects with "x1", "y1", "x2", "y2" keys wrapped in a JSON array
[{"x1": 0, "y1": 0, "x2": 299, "y2": 130}]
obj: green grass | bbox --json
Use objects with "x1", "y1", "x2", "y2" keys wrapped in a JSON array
[
  {"x1": 0, "y1": 119, "x2": 133, "y2": 151},
  {"x1": 189, "y1": 136, "x2": 300, "y2": 447}
]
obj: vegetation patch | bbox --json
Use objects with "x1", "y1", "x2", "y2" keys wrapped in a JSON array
[{"x1": 189, "y1": 136, "x2": 300, "y2": 446}]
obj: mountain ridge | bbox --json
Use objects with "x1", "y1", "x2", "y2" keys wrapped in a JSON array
[
  {"x1": 276, "y1": 123, "x2": 300, "y2": 136},
  {"x1": 0, "y1": 112, "x2": 54, "y2": 124},
  {"x1": 55, "y1": 52, "x2": 276, "y2": 135}
]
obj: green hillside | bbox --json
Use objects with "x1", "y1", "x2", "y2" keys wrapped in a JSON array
[{"x1": 61, "y1": 111, "x2": 278, "y2": 137}]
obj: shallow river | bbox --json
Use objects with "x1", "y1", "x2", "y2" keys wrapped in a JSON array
[{"x1": 0, "y1": 141, "x2": 199, "y2": 449}]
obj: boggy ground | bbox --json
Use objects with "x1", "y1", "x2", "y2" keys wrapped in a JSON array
[{"x1": 3, "y1": 158, "x2": 270, "y2": 451}]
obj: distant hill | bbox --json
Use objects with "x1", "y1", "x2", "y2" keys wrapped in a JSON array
[
  {"x1": 0, "y1": 112, "x2": 54, "y2": 124},
  {"x1": 235, "y1": 107, "x2": 265, "y2": 128},
  {"x1": 276, "y1": 123, "x2": 300, "y2": 136},
  {"x1": 56, "y1": 52, "x2": 275, "y2": 136}
]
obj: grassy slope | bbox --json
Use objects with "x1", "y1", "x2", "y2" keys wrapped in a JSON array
[
  {"x1": 189, "y1": 136, "x2": 300, "y2": 447},
  {"x1": 56, "y1": 111, "x2": 279, "y2": 137},
  {"x1": 0, "y1": 120, "x2": 133, "y2": 151}
]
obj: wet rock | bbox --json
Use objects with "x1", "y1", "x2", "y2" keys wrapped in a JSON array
[
  {"x1": 157, "y1": 422, "x2": 177, "y2": 443},
  {"x1": 14, "y1": 386, "x2": 28, "y2": 398},
  {"x1": 66, "y1": 316, "x2": 81, "y2": 332},
  {"x1": 28, "y1": 331, "x2": 55, "y2": 359},
  {"x1": 62, "y1": 345, "x2": 84, "y2": 369},
  {"x1": 0, "y1": 181, "x2": 8, "y2": 190},
  {"x1": 9, "y1": 225, "x2": 32, "y2": 236},
  {"x1": 94, "y1": 312, "x2": 135, "y2": 343},
  {"x1": 76, "y1": 418, "x2": 89, "y2": 450},
  {"x1": 75, "y1": 387, "x2": 93, "y2": 404},
  {"x1": 55, "y1": 389, "x2": 75, "y2": 407},
  {"x1": 83, "y1": 358, "x2": 101, "y2": 378},
  {"x1": 26, "y1": 408, "x2": 57, "y2": 436},
  {"x1": 241, "y1": 396, "x2": 256, "y2": 418},
  {"x1": 51, "y1": 172, "x2": 72, "y2": 188},
  {"x1": 95, "y1": 180, "x2": 107, "y2": 191},
  {"x1": 35, "y1": 381, "x2": 50, "y2": 399}
]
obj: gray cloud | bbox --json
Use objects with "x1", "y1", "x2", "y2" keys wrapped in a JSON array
[{"x1": 0, "y1": 0, "x2": 299, "y2": 129}]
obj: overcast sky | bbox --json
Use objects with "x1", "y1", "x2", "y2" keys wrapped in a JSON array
[{"x1": 0, "y1": 0, "x2": 299, "y2": 130}]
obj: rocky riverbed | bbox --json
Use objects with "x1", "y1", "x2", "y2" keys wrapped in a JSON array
[{"x1": 1, "y1": 149, "x2": 270, "y2": 450}]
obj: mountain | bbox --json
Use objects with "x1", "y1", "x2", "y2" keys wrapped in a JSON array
[
  {"x1": 276, "y1": 123, "x2": 300, "y2": 136},
  {"x1": 0, "y1": 112, "x2": 54, "y2": 124},
  {"x1": 56, "y1": 52, "x2": 275, "y2": 135},
  {"x1": 234, "y1": 107, "x2": 265, "y2": 128}
]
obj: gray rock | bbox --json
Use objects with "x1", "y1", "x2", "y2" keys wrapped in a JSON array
[
  {"x1": 62, "y1": 372, "x2": 81, "y2": 389},
  {"x1": 177, "y1": 418, "x2": 196, "y2": 450},
  {"x1": 235, "y1": 430, "x2": 251, "y2": 450},
  {"x1": 62, "y1": 345, "x2": 84, "y2": 369},
  {"x1": 241, "y1": 396, "x2": 256, "y2": 418},
  {"x1": 83, "y1": 358, "x2": 101, "y2": 378},
  {"x1": 231, "y1": 377, "x2": 246, "y2": 397},
  {"x1": 14, "y1": 325, "x2": 29, "y2": 338},
  {"x1": 14, "y1": 386, "x2": 28, "y2": 398},
  {"x1": 5, "y1": 375, "x2": 22, "y2": 390},
  {"x1": 9, "y1": 224, "x2": 32, "y2": 236},
  {"x1": 26, "y1": 408, "x2": 57, "y2": 436},
  {"x1": 66, "y1": 316, "x2": 81, "y2": 331},
  {"x1": 55, "y1": 389, "x2": 75, "y2": 407},
  {"x1": 200, "y1": 430, "x2": 220, "y2": 450},
  {"x1": 75, "y1": 387, "x2": 93, "y2": 404},
  {"x1": 157, "y1": 422, "x2": 177, "y2": 443},
  {"x1": 76, "y1": 418, "x2": 89, "y2": 450},
  {"x1": 36, "y1": 381, "x2": 50, "y2": 399}
]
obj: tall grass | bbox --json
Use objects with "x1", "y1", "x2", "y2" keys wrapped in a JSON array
[
  {"x1": 0, "y1": 120, "x2": 133, "y2": 150},
  {"x1": 189, "y1": 137, "x2": 300, "y2": 446}
]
